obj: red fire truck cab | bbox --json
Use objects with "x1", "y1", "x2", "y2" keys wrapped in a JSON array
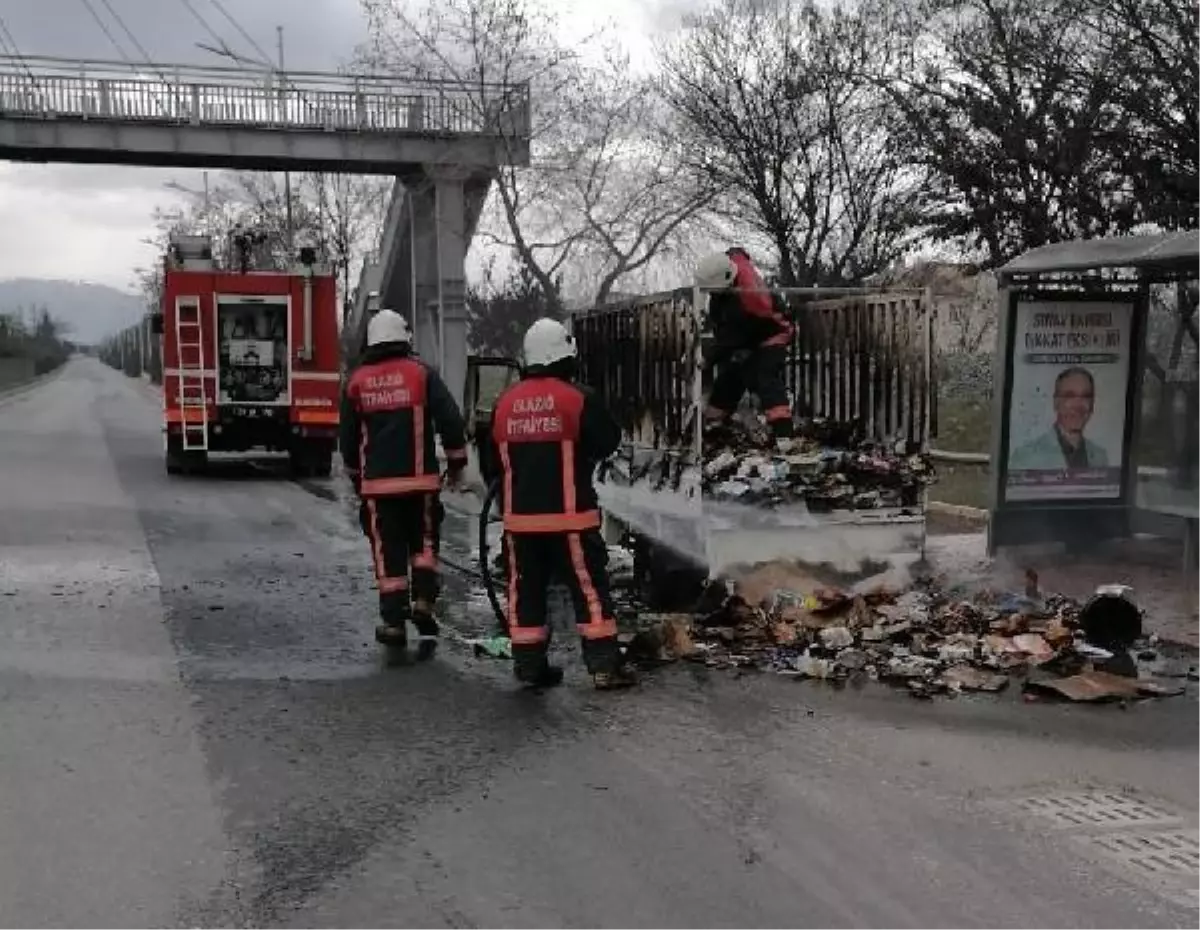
[{"x1": 152, "y1": 232, "x2": 341, "y2": 477}]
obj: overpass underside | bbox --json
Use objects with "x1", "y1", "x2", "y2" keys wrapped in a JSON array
[{"x1": 0, "y1": 55, "x2": 530, "y2": 404}]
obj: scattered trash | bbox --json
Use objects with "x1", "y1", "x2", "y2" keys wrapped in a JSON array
[
  {"x1": 1079, "y1": 586, "x2": 1143, "y2": 649},
  {"x1": 623, "y1": 562, "x2": 1185, "y2": 705},
  {"x1": 943, "y1": 665, "x2": 1009, "y2": 693},
  {"x1": 469, "y1": 635, "x2": 512, "y2": 659},
  {"x1": 702, "y1": 419, "x2": 935, "y2": 511},
  {"x1": 1022, "y1": 670, "x2": 1171, "y2": 703}
]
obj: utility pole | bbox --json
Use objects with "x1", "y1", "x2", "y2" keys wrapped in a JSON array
[{"x1": 277, "y1": 25, "x2": 294, "y2": 263}]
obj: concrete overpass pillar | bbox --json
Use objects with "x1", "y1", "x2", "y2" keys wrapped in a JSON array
[{"x1": 410, "y1": 168, "x2": 471, "y2": 409}]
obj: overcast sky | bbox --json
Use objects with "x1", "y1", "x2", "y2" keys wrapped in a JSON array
[{"x1": 0, "y1": 0, "x2": 673, "y2": 292}]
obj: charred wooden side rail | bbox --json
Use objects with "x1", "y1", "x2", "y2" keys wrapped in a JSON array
[
  {"x1": 574, "y1": 288, "x2": 697, "y2": 450},
  {"x1": 781, "y1": 290, "x2": 934, "y2": 449},
  {"x1": 573, "y1": 286, "x2": 938, "y2": 451}
]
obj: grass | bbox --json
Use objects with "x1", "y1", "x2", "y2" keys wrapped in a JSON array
[
  {"x1": 929, "y1": 461, "x2": 990, "y2": 509},
  {"x1": 930, "y1": 395, "x2": 992, "y2": 508},
  {"x1": 934, "y1": 395, "x2": 992, "y2": 454}
]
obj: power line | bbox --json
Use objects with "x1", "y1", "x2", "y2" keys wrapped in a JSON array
[
  {"x1": 96, "y1": 0, "x2": 159, "y2": 69},
  {"x1": 207, "y1": 0, "x2": 275, "y2": 70},
  {"x1": 78, "y1": 0, "x2": 135, "y2": 62},
  {"x1": 0, "y1": 11, "x2": 38, "y2": 80},
  {"x1": 78, "y1": 0, "x2": 173, "y2": 116},
  {"x1": 177, "y1": 0, "x2": 235, "y2": 57},
  {"x1": 0, "y1": 19, "x2": 16, "y2": 58},
  {"x1": 184, "y1": 0, "x2": 324, "y2": 131}
]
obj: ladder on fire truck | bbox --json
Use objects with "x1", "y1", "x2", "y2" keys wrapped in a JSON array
[{"x1": 175, "y1": 297, "x2": 210, "y2": 452}]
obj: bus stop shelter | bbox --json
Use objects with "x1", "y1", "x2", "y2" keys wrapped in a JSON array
[{"x1": 986, "y1": 232, "x2": 1198, "y2": 567}]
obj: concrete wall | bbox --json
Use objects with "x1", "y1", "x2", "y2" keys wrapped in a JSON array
[{"x1": 0, "y1": 357, "x2": 36, "y2": 390}]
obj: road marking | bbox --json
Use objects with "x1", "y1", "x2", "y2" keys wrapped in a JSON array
[
  {"x1": 1014, "y1": 790, "x2": 1184, "y2": 830},
  {"x1": 1005, "y1": 788, "x2": 1199, "y2": 909},
  {"x1": 1084, "y1": 829, "x2": 1199, "y2": 879}
]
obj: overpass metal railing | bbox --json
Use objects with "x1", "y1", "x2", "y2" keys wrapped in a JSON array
[{"x1": 0, "y1": 54, "x2": 531, "y2": 138}]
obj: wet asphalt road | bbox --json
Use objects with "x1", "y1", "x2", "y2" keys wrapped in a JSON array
[{"x1": 1, "y1": 358, "x2": 1197, "y2": 928}]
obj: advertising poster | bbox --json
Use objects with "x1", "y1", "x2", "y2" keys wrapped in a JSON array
[{"x1": 1004, "y1": 299, "x2": 1133, "y2": 502}]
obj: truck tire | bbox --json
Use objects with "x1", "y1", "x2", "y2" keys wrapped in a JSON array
[
  {"x1": 309, "y1": 446, "x2": 333, "y2": 478},
  {"x1": 634, "y1": 535, "x2": 706, "y2": 610},
  {"x1": 166, "y1": 436, "x2": 207, "y2": 476},
  {"x1": 288, "y1": 441, "x2": 333, "y2": 479},
  {"x1": 287, "y1": 450, "x2": 312, "y2": 479}
]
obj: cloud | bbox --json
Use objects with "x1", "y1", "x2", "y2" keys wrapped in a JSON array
[
  {"x1": 0, "y1": 0, "x2": 701, "y2": 301},
  {"x1": 3, "y1": 0, "x2": 363, "y2": 70},
  {"x1": 0, "y1": 0, "x2": 363, "y2": 292},
  {"x1": 0, "y1": 164, "x2": 185, "y2": 290}
]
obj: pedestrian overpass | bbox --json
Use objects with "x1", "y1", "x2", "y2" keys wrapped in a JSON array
[{"x1": 0, "y1": 54, "x2": 532, "y2": 403}]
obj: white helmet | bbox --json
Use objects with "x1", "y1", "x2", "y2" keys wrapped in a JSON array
[
  {"x1": 367, "y1": 308, "x2": 411, "y2": 346},
  {"x1": 523, "y1": 317, "x2": 576, "y2": 368},
  {"x1": 695, "y1": 252, "x2": 737, "y2": 290}
]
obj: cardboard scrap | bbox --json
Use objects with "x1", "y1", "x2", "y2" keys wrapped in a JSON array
[
  {"x1": 943, "y1": 665, "x2": 1010, "y2": 692},
  {"x1": 1024, "y1": 670, "x2": 1184, "y2": 702}
]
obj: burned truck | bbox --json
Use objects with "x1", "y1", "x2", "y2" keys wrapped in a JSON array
[
  {"x1": 457, "y1": 277, "x2": 938, "y2": 613},
  {"x1": 570, "y1": 283, "x2": 939, "y2": 605}
]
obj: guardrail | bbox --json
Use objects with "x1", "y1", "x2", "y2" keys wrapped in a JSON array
[{"x1": 0, "y1": 54, "x2": 530, "y2": 138}]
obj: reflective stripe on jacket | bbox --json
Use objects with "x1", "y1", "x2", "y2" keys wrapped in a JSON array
[
  {"x1": 340, "y1": 345, "x2": 467, "y2": 496},
  {"x1": 490, "y1": 375, "x2": 621, "y2": 533}
]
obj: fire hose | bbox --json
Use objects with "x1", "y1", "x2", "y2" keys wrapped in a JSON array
[
  {"x1": 476, "y1": 478, "x2": 507, "y2": 633},
  {"x1": 433, "y1": 479, "x2": 507, "y2": 634}
]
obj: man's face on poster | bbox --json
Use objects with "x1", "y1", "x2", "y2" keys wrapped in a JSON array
[{"x1": 1054, "y1": 371, "x2": 1094, "y2": 436}]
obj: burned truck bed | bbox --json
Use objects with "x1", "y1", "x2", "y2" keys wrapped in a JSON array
[{"x1": 572, "y1": 285, "x2": 938, "y2": 587}]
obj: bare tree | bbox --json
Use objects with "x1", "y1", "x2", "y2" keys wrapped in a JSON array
[
  {"x1": 873, "y1": 0, "x2": 1142, "y2": 268},
  {"x1": 133, "y1": 171, "x2": 389, "y2": 311},
  {"x1": 1081, "y1": 0, "x2": 1198, "y2": 230},
  {"x1": 358, "y1": 0, "x2": 711, "y2": 311},
  {"x1": 659, "y1": 0, "x2": 925, "y2": 287},
  {"x1": 941, "y1": 273, "x2": 998, "y2": 355},
  {"x1": 302, "y1": 173, "x2": 392, "y2": 302}
]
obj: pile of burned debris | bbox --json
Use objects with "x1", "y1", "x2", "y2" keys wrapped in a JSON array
[
  {"x1": 703, "y1": 418, "x2": 935, "y2": 511},
  {"x1": 622, "y1": 565, "x2": 1188, "y2": 703}
]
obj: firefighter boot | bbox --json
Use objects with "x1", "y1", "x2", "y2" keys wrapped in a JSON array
[
  {"x1": 374, "y1": 622, "x2": 407, "y2": 647},
  {"x1": 412, "y1": 607, "x2": 439, "y2": 661},
  {"x1": 514, "y1": 657, "x2": 565, "y2": 690}
]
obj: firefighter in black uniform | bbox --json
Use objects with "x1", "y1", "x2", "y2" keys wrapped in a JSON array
[
  {"x1": 340, "y1": 309, "x2": 468, "y2": 658},
  {"x1": 697, "y1": 248, "x2": 796, "y2": 441},
  {"x1": 490, "y1": 318, "x2": 637, "y2": 690}
]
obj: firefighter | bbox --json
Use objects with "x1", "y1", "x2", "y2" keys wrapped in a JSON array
[
  {"x1": 696, "y1": 248, "x2": 795, "y2": 440},
  {"x1": 340, "y1": 308, "x2": 468, "y2": 658},
  {"x1": 490, "y1": 317, "x2": 637, "y2": 690}
]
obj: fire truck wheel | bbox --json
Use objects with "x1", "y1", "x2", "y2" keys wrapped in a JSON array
[
  {"x1": 288, "y1": 442, "x2": 333, "y2": 479},
  {"x1": 165, "y1": 436, "x2": 207, "y2": 476}
]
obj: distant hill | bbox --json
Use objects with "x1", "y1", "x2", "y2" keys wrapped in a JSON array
[{"x1": 0, "y1": 279, "x2": 144, "y2": 345}]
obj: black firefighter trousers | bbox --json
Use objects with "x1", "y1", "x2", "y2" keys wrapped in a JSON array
[
  {"x1": 359, "y1": 492, "x2": 443, "y2": 633},
  {"x1": 505, "y1": 529, "x2": 621, "y2": 676},
  {"x1": 708, "y1": 344, "x2": 794, "y2": 437}
]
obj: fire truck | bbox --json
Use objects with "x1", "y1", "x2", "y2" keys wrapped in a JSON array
[{"x1": 151, "y1": 231, "x2": 342, "y2": 477}]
